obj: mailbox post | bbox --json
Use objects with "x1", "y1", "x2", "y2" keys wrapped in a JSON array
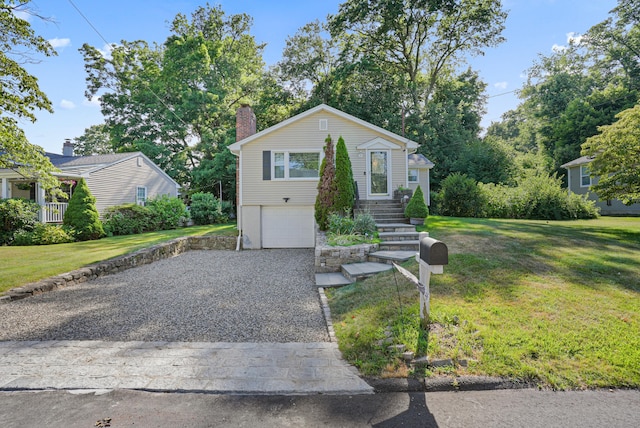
[{"x1": 417, "y1": 232, "x2": 448, "y2": 327}]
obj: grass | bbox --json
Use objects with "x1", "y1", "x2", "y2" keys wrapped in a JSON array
[
  {"x1": 0, "y1": 223, "x2": 237, "y2": 294},
  {"x1": 325, "y1": 216, "x2": 640, "y2": 390}
]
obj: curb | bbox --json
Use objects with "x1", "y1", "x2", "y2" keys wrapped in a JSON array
[{"x1": 365, "y1": 376, "x2": 534, "y2": 393}]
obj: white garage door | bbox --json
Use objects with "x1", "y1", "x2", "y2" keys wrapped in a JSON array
[{"x1": 262, "y1": 206, "x2": 315, "y2": 248}]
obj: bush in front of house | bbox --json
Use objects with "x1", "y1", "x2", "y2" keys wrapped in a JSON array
[
  {"x1": 189, "y1": 192, "x2": 227, "y2": 225},
  {"x1": 63, "y1": 178, "x2": 105, "y2": 241},
  {"x1": 103, "y1": 204, "x2": 152, "y2": 236},
  {"x1": 146, "y1": 194, "x2": 189, "y2": 230},
  {"x1": 404, "y1": 185, "x2": 429, "y2": 220},
  {"x1": 0, "y1": 198, "x2": 40, "y2": 245},
  {"x1": 12, "y1": 223, "x2": 75, "y2": 245},
  {"x1": 328, "y1": 211, "x2": 377, "y2": 237},
  {"x1": 439, "y1": 173, "x2": 485, "y2": 217},
  {"x1": 333, "y1": 136, "x2": 355, "y2": 215},
  {"x1": 315, "y1": 135, "x2": 337, "y2": 231}
]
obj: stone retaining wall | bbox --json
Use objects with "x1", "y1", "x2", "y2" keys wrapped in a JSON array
[
  {"x1": 314, "y1": 231, "x2": 378, "y2": 273},
  {"x1": 1, "y1": 235, "x2": 237, "y2": 303}
]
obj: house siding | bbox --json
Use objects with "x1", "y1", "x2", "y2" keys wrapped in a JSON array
[
  {"x1": 567, "y1": 165, "x2": 640, "y2": 215},
  {"x1": 240, "y1": 110, "x2": 409, "y2": 206},
  {"x1": 86, "y1": 155, "x2": 178, "y2": 216},
  {"x1": 408, "y1": 168, "x2": 431, "y2": 205}
]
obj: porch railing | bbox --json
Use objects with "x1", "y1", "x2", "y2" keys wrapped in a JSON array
[{"x1": 42, "y1": 202, "x2": 68, "y2": 223}]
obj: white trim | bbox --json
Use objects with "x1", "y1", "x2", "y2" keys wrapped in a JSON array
[
  {"x1": 228, "y1": 104, "x2": 419, "y2": 153},
  {"x1": 580, "y1": 164, "x2": 591, "y2": 188},
  {"x1": 319, "y1": 119, "x2": 328, "y2": 131},
  {"x1": 356, "y1": 137, "x2": 401, "y2": 150},
  {"x1": 408, "y1": 168, "x2": 419, "y2": 183},
  {"x1": 366, "y1": 149, "x2": 392, "y2": 199},
  {"x1": 136, "y1": 186, "x2": 147, "y2": 206},
  {"x1": 271, "y1": 150, "x2": 322, "y2": 181}
]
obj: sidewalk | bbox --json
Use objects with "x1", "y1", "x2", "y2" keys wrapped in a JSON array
[{"x1": 0, "y1": 340, "x2": 373, "y2": 395}]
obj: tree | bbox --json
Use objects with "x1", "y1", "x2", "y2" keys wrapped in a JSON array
[
  {"x1": 73, "y1": 124, "x2": 113, "y2": 155},
  {"x1": 332, "y1": 136, "x2": 355, "y2": 214},
  {"x1": 314, "y1": 135, "x2": 336, "y2": 230},
  {"x1": 63, "y1": 178, "x2": 104, "y2": 241},
  {"x1": 404, "y1": 185, "x2": 428, "y2": 220},
  {"x1": 581, "y1": 104, "x2": 640, "y2": 205},
  {"x1": 0, "y1": 1, "x2": 59, "y2": 191}
]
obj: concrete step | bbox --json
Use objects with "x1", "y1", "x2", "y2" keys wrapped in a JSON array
[
  {"x1": 377, "y1": 223, "x2": 416, "y2": 233},
  {"x1": 378, "y1": 240, "x2": 419, "y2": 251},
  {"x1": 378, "y1": 231, "x2": 420, "y2": 242},
  {"x1": 367, "y1": 250, "x2": 417, "y2": 265},
  {"x1": 315, "y1": 272, "x2": 353, "y2": 287},
  {"x1": 341, "y1": 262, "x2": 393, "y2": 283},
  {"x1": 376, "y1": 218, "x2": 409, "y2": 224}
]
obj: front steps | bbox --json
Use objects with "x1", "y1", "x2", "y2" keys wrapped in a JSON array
[
  {"x1": 315, "y1": 222, "x2": 420, "y2": 287},
  {"x1": 355, "y1": 200, "x2": 407, "y2": 224}
]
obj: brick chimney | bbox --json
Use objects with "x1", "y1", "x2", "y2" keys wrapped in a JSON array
[
  {"x1": 62, "y1": 139, "x2": 74, "y2": 156},
  {"x1": 236, "y1": 104, "x2": 256, "y2": 142}
]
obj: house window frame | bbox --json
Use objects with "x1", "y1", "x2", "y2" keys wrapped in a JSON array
[
  {"x1": 136, "y1": 186, "x2": 147, "y2": 206},
  {"x1": 408, "y1": 168, "x2": 419, "y2": 183},
  {"x1": 580, "y1": 165, "x2": 591, "y2": 187},
  {"x1": 271, "y1": 150, "x2": 322, "y2": 181}
]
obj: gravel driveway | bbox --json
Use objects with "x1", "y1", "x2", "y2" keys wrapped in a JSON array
[{"x1": 0, "y1": 249, "x2": 330, "y2": 343}]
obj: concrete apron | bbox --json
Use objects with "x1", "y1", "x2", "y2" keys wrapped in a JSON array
[{"x1": 0, "y1": 340, "x2": 373, "y2": 395}]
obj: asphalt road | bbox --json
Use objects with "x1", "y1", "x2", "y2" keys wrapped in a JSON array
[{"x1": 1, "y1": 388, "x2": 638, "y2": 428}]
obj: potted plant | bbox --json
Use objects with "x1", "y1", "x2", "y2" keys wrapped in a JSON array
[
  {"x1": 404, "y1": 185, "x2": 428, "y2": 225},
  {"x1": 393, "y1": 186, "x2": 413, "y2": 201}
]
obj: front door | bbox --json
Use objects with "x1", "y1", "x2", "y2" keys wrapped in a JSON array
[{"x1": 367, "y1": 150, "x2": 391, "y2": 199}]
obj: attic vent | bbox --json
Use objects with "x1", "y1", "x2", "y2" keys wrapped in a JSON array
[
  {"x1": 137, "y1": 157, "x2": 142, "y2": 167},
  {"x1": 319, "y1": 119, "x2": 328, "y2": 131}
]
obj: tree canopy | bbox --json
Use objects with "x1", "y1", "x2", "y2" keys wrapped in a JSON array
[
  {"x1": 0, "y1": 0, "x2": 59, "y2": 190},
  {"x1": 581, "y1": 103, "x2": 640, "y2": 205}
]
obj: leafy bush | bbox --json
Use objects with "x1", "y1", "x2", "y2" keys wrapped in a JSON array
[
  {"x1": 404, "y1": 185, "x2": 429, "y2": 219},
  {"x1": 190, "y1": 192, "x2": 227, "y2": 225},
  {"x1": 146, "y1": 194, "x2": 189, "y2": 230},
  {"x1": 439, "y1": 173, "x2": 485, "y2": 217},
  {"x1": 479, "y1": 171, "x2": 599, "y2": 220},
  {"x1": 0, "y1": 198, "x2": 40, "y2": 245},
  {"x1": 328, "y1": 211, "x2": 377, "y2": 237},
  {"x1": 328, "y1": 212, "x2": 355, "y2": 235},
  {"x1": 63, "y1": 178, "x2": 104, "y2": 241},
  {"x1": 12, "y1": 224, "x2": 75, "y2": 246},
  {"x1": 103, "y1": 204, "x2": 153, "y2": 236}
]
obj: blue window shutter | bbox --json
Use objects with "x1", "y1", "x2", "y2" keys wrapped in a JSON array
[{"x1": 263, "y1": 151, "x2": 271, "y2": 180}]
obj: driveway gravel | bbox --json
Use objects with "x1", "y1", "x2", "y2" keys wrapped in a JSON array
[{"x1": 0, "y1": 249, "x2": 330, "y2": 343}]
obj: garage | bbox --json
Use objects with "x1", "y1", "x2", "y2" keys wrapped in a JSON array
[{"x1": 261, "y1": 206, "x2": 315, "y2": 248}]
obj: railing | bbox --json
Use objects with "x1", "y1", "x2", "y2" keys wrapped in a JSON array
[{"x1": 42, "y1": 202, "x2": 68, "y2": 223}]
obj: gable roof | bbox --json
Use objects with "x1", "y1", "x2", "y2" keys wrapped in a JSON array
[
  {"x1": 45, "y1": 151, "x2": 179, "y2": 188},
  {"x1": 228, "y1": 104, "x2": 420, "y2": 153},
  {"x1": 561, "y1": 156, "x2": 594, "y2": 169},
  {"x1": 408, "y1": 153, "x2": 434, "y2": 169}
]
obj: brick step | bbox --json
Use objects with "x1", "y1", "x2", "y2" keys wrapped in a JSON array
[
  {"x1": 378, "y1": 231, "x2": 420, "y2": 242},
  {"x1": 378, "y1": 240, "x2": 419, "y2": 251}
]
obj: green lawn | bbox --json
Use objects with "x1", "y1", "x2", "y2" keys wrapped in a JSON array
[
  {"x1": 326, "y1": 216, "x2": 640, "y2": 390},
  {"x1": 0, "y1": 224, "x2": 237, "y2": 294}
]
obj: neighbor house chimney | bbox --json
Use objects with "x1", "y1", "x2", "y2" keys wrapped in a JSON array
[
  {"x1": 236, "y1": 104, "x2": 256, "y2": 142},
  {"x1": 63, "y1": 139, "x2": 74, "y2": 156}
]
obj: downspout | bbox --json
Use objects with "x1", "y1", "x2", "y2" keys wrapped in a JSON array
[{"x1": 235, "y1": 149, "x2": 243, "y2": 251}]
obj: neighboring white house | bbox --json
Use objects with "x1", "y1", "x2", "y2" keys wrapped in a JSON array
[
  {"x1": 0, "y1": 142, "x2": 180, "y2": 222},
  {"x1": 228, "y1": 104, "x2": 432, "y2": 249},
  {"x1": 561, "y1": 156, "x2": 640, "y2": 216},
  {"x1": 407, "y1": 153, "x2": 434, "y2": 205}
]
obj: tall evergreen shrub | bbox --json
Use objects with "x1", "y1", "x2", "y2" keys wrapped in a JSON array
[
  {"x1": 404, "y1": 185, "x2": 429, "y2": 219},
  {"x1": 63, "y1": 178, "x2": 104, "y2": 240},
  {"x1": 333, "y1": 136, "x2": 355, "y2": 215},
  {"x1": 315, "y1": 135, "x2": 337, "y2": 230}
]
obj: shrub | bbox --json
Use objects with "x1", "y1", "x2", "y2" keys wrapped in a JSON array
[
  {"x1": 12, "y1": 224, "x2": 75, "y2": 246},
  {"x1": 146, "y1": 194, "x2": 189, "y2": 230},
  {"x1": 328, "y1": 212, "x2": 355, "y2": 235},
  {"x1": 315, "y1": 135, "x2": 337, "y2": 230},
  {"x1": 439, "y1": 173, "x2": 485, "y2": 217},
  {"x1": 404, "y1": 185, "x2": 429, "y2": 219},
  {"x1": 63, "y1": 178, "x2": 104, "y2": 241},
  {"x1": 190, "y1": 192, "x2": 227, "y2": 225},
  {"x1": 333, "y1": 136, "x2": 355, "y2": 215},
  {"x1": 103, "y1": 204, "x2": 153, "y2": 236},
  {"x1": 0, "y1": 198, "x2": 40, "y2": 245},
  {"x1": 328, "y1": 211, "x2": 376, "y2": 237}
]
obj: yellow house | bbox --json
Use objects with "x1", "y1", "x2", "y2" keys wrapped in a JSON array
[{"x1": 228, "y1": 104, "x2": 428, "y2": 249}]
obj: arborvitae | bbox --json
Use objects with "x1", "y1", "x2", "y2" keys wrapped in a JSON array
[
  {"x1": 314, "y1": 135, "x2": 336, "y2": 230},
  {"x1": 63, "y1": 178, "x2": 105, "y2": 240},
  {"x1": 404, "y1": 185, "x2": 429, "y2": 219},
  {"x1": 332, "y1": 136, "x2": 355, "y2": 215}
]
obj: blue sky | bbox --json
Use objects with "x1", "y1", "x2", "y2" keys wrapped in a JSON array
[{"x1": 21, "y1": 0, "x2": 618, "y2": 154}]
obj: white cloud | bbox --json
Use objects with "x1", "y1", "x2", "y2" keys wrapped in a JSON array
[
  {"x1": 566, "y1": 32, "x2": 585, "y2": 45},
  {"x1": 60, "y1": 99, "x2": 76, "y2": 109},
  {"x1": 48, "y1": 38, "x2": 71, "y2": 49},
  {"x1": 552, "y1": 43, "x2": 566, "y2": 53},
  {"x1": 494, "y1": 81, "x2": 508, "y2": 90},
  {"x1": 98, "y1": 43, "x2": 118, "y2": 59},
  {"x1": 82, "y1": 96, "x2": 101, "y2": 107}
]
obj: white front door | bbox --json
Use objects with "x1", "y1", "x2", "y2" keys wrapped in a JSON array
[{"x1": 367, "y1": 150, "x2": 391, "y2": 199}]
